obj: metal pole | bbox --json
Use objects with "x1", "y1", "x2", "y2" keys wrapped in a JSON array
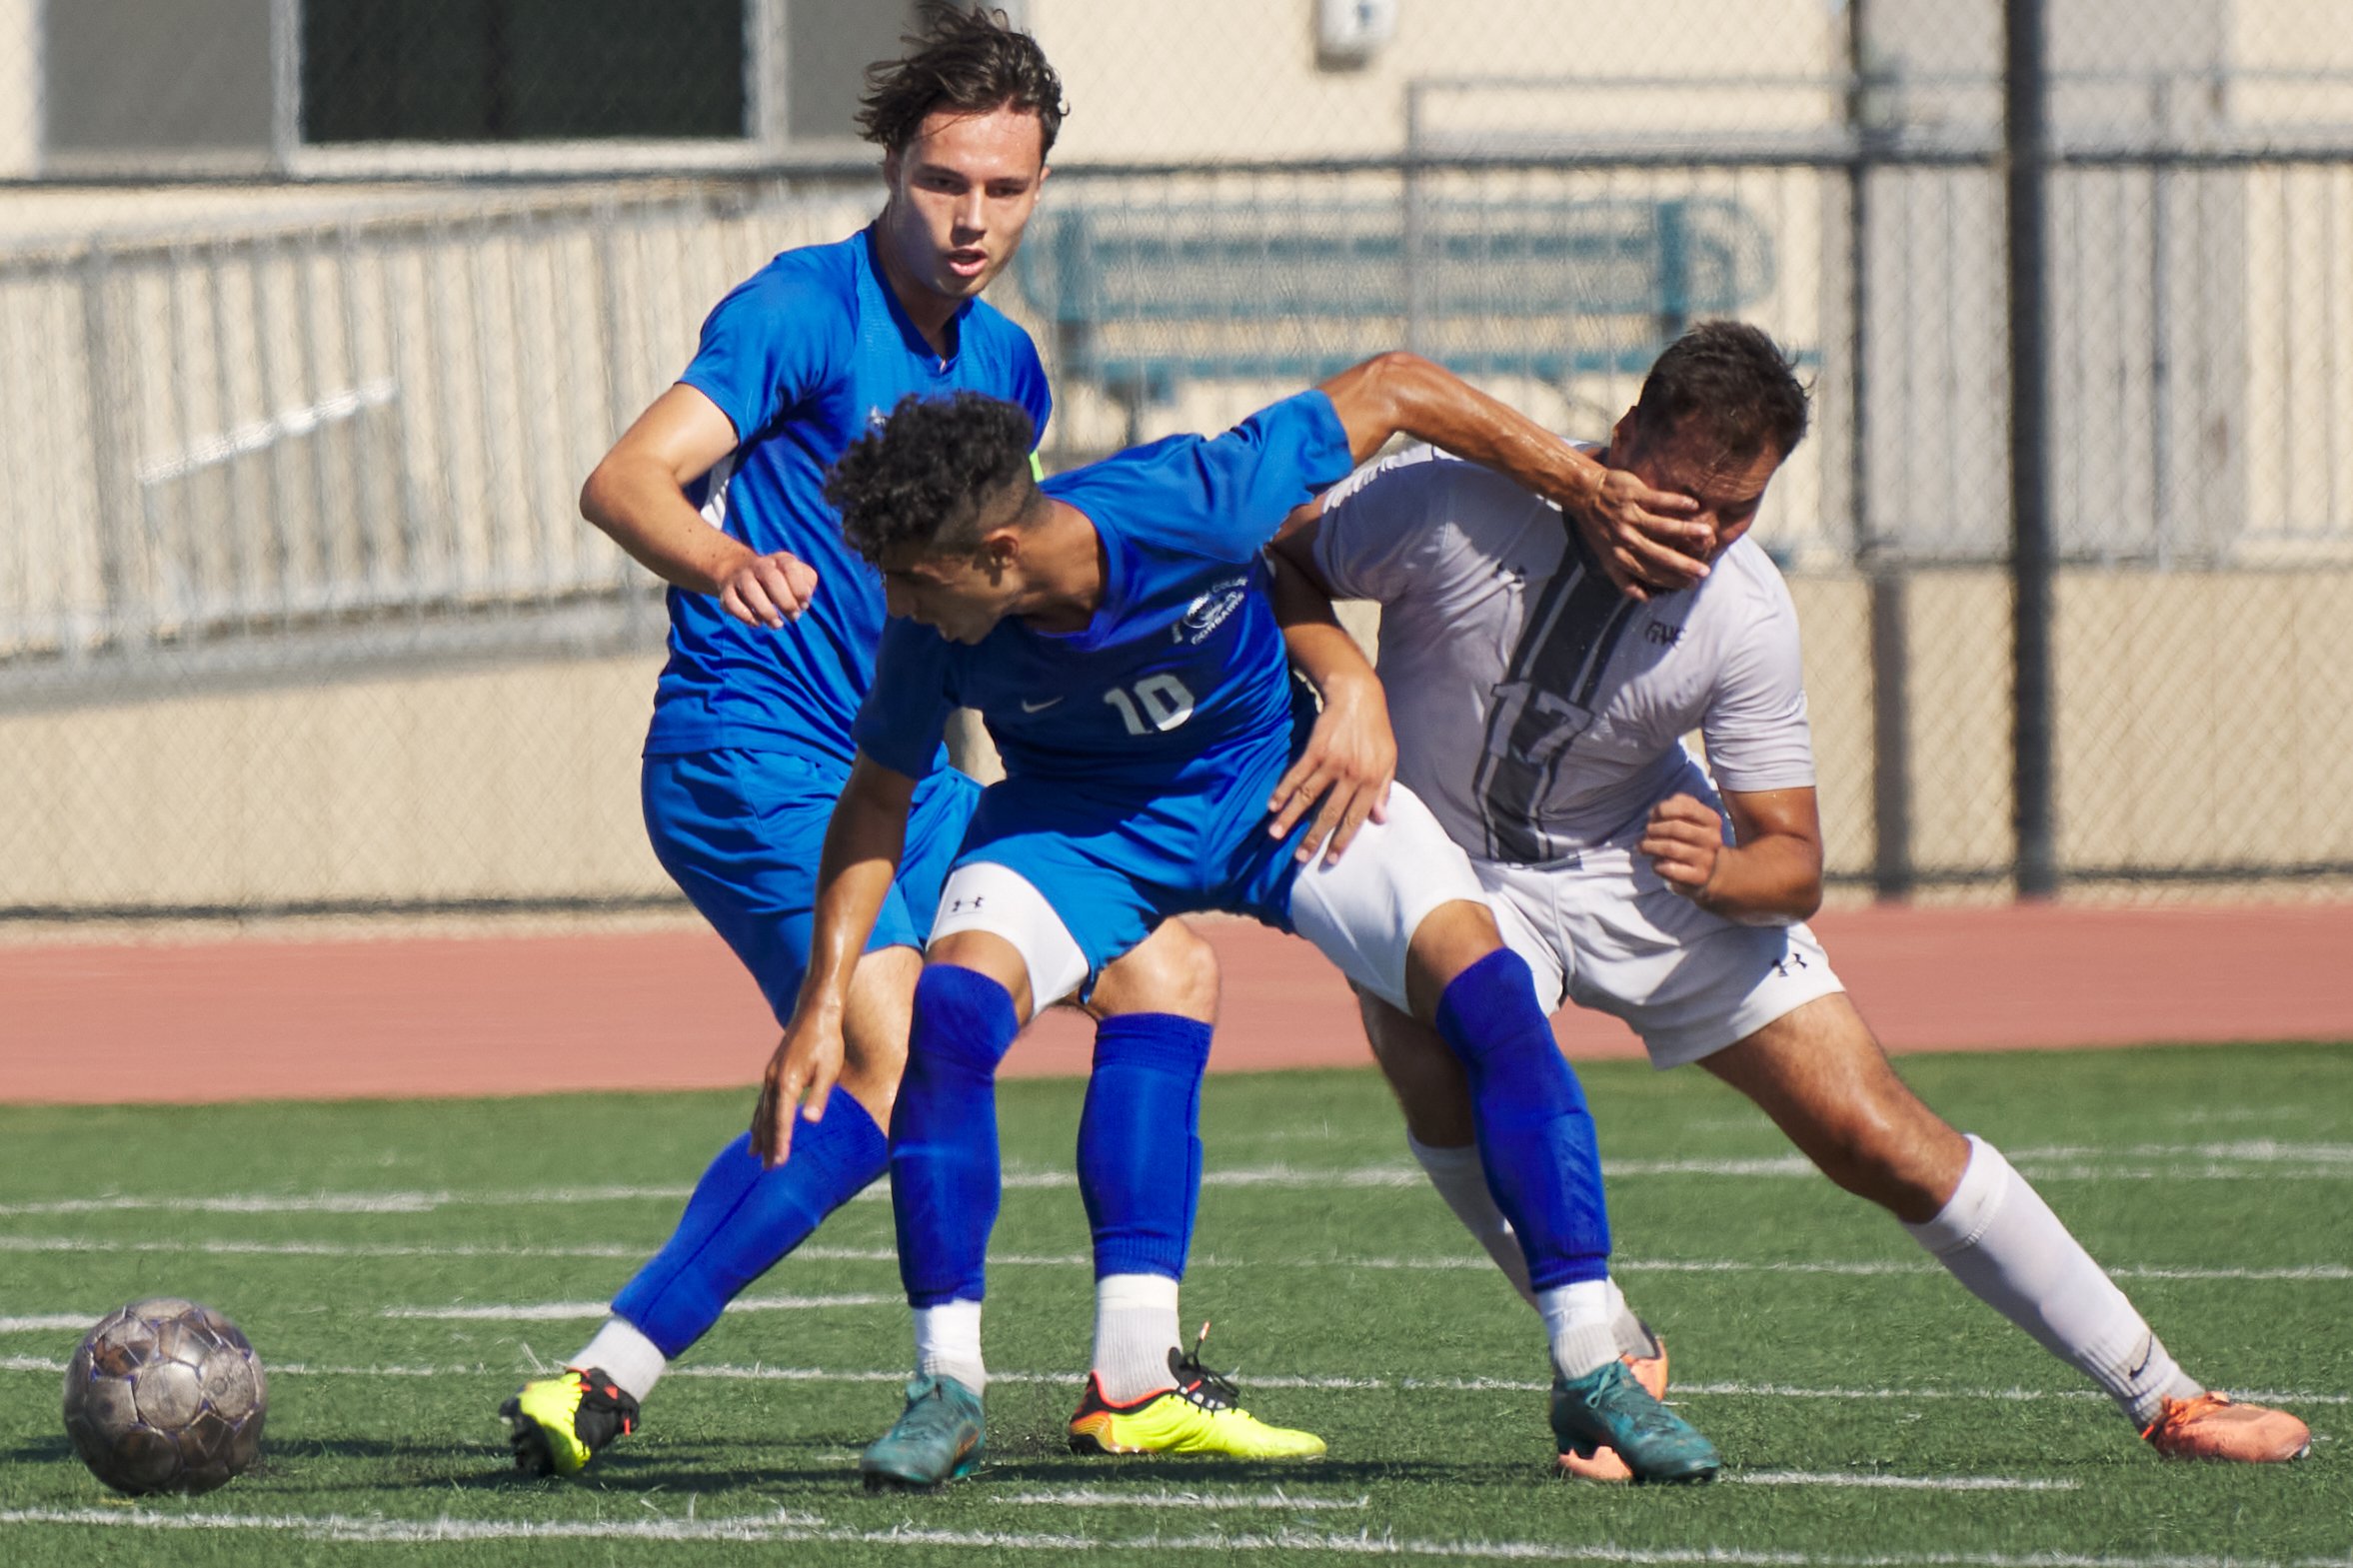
[
  {"x1": 1849, "y1": 0, "x2": 1914, "y2": 901},
  {"x1": 2005, "y1": 0, "x2": 2059, "y2": 897}
]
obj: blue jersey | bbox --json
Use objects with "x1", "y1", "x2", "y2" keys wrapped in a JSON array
[
  {"x1": 856, "y1": 391, "x2": 1354, "y2": 792},
  {"x1": 644, "y1": 226, "x2": 1053, "y2": 768}
]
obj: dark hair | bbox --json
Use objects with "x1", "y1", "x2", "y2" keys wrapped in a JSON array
[
  {"x1": 826, "y1": 392, "x2": 1039, "y2": 564},
  {"x1": 857, "y1": 3, "x2": 1067, "y2": 158},
  {"x1": 1633, "y1": 320, "x2": 1810, "y2": 462}
]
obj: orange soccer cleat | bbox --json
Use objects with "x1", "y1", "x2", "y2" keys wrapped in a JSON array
[
  {"x1": 1557, "y1": 1321, "x2": 1670, "y2": 1482},
  {"x1": 2142, "y1": 1391, "x2": 2311, "y2": 1463}
]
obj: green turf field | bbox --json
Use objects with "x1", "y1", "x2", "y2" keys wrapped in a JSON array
[{"x1": 1, "y1": 1041, "x2": 2345, "y2": 1565}]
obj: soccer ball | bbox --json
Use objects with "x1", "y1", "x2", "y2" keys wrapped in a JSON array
[{"x1": 62, "y1": 1298, "x2": 267, "y2": 1495}]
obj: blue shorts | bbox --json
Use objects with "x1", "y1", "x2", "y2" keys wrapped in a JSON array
[
  {"x1": 643, "y1": 749, "x2": 984, "y2": 1024},
  {"x1": 950, "y1": 726, "x2": 1311, "y2": 985}
]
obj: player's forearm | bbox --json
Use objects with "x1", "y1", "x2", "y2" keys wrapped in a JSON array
[
  {"x1": 793, "y1": 769, "x2": 915, "y2": 1020},
  {"x1": 580, "y1": 454, "x2": 757, "y2": 596},
  {"x1": 1327, "y1": 352, "x2": 1603, "y2": 512},
  {"x1": 1694, "y1": 833, "x2": 1823, "y2": 924},
  {"x1": 1268, "y1": 551, "x2": 1376, "y2": 701}
]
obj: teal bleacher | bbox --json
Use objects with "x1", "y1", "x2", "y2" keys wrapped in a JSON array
[{"x1": 1014, "y1": 194, "x2": 1778, "y2": 409}]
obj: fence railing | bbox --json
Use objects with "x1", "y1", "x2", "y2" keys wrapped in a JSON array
[{"x1": 5, "y1": 119, "x2": 2353, "y2": 907}]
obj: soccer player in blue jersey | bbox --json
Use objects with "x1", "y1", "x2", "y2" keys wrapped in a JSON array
[
  {"x1": 495, "y1": 5, "x2": 1230, "y2": 1475},
  {"x1": 779, "y1": 355, "x2": 1725, "y2": 1489}
]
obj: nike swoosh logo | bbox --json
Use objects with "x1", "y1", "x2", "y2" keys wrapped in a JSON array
[{"x1": 1020, "y1": 697, "x2": 1064, "y2": 713}]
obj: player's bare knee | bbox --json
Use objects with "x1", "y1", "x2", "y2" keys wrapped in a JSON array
[
  {"x1": 923, "y1": 930, "x2": 1036, "y2": 1020},
  {"x1": 1401, "y1": 899, "x2": 1507, "y2": 1019},
  {"x1": 1090, "y1": 918, "x2": 1218, "y2": 1023}
]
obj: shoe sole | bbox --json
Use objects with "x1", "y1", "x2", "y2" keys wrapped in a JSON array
[
  {"x1": 498, "y1": 1397, "x2": 563, "y2": 1478},
  {"x1": 861, "y1": 1453, "x2": 981, "y2": 1492},
  {"x1": 1631, "y1": 1460, "x2": 1720, "y2": 1485}
]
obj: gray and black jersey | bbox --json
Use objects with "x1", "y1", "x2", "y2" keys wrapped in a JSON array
[{"x1": 1310, "y1": 444, "x2": 1815, "y2": 865}]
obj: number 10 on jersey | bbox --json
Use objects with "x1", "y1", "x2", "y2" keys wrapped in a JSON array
[{"x1": 1104, "y1": 675, "x2": 1195, "y2": 735}]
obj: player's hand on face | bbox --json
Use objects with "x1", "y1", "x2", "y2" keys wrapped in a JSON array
[
  {"x1": 753, "y1": 1012, "x2": 846, "y2": 1167},
  {"x1": 720, "y1": 550, "x2": 821, "y2": 630},
  {"x1": 1577, "y1": 470, "x2": 1711, "y2": 603},
  {"x1": 1640, "y1": 792, "x2": 1726, "y2": 899},
  {"x1": 1266, "y1": 677, "x2": 1395, "y2": 865}
]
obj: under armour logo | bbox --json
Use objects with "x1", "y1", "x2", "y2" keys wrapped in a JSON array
[
  {"x1": 950, "y1": 895, "x2": 986, "y2": 913},
  {"x1": 1771, "y1": 951, "x2": 1809, "y2": 978}
]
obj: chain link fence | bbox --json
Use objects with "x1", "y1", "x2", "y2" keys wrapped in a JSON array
[{"x1": 1, "y1": 0, "x2": 2349, "y2": 919}]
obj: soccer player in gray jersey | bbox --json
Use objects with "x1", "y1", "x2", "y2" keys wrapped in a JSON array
[{"x1": 1267, "y1": 321, "x2": 2309, "y2": 1469}]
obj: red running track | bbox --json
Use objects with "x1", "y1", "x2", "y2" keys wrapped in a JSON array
[{"x1": 3, "y1": 902, "x2": 2350, "y2": 1105}]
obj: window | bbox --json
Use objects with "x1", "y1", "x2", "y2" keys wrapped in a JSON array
[{"x1": 300, "y1": 0, "x2": 749, "y2": 144}]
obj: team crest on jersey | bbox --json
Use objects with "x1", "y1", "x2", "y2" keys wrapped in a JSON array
[
  {"x1": 866, "y1": 405, "x2": 889, "y2": 431},
  {"x1": 1173, "y1": 578, "x2": 1249, "y2": 645}
]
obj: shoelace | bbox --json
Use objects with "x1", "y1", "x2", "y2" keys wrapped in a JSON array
[
  {"x1": 2141, "y1": 1390, "x2": 2234, "y2": 1440},
  {"x1": 1586, "y1": 1364, "x2": 1682, "y2": 1438},
  {"x1": 1167, "y1": 1321, "x2": 1241, "y2": 1411}
]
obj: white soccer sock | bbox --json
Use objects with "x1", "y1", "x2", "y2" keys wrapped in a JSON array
[
  {"x1": 570, "y1": 1317, "x2": 666, "y2": 1404},
  {"x1": 914, "y1": 1299, "x2": 987, "y2": 1394},
  {"x1": 1092, "y1": 1272, "x2": 1182, "y2": 1404},
  {"x1": 1410, "y1": 1135, "x2": 1652, "y2": 1360},
  {"x1": 1408, "y1": 1134, "x2": 1537, "y2": 1306},
  {"x1": 1604, "y1": 1277, "x2": 1656, "y2": 1362},
  {"x1": 1538, "y1": 1277, "x2": 1623, "y2": 1380},
  {"x1": 1904, "y1": 1134, "x2": 2202, "y2": 1428}
]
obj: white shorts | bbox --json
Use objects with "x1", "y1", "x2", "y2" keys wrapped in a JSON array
[
  {"x1": 1284, "y1": 782, "x2": 1490, "y2": 1015},
  {"x1": 1481, "y1": 845, "x2": 1845, "y2": 1069}
]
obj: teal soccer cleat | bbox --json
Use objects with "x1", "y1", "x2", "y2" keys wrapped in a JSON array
[
  {"x1": 860, "y1": 1373, "x2": 987, "y2": 1491},
  {"x1": 1550, "y1": 1358, "x2": 1720, "y2": 1484}
]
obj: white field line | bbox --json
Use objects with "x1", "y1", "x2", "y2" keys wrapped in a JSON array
[
  {"x1": 7, "y1": 1138, "x2": 2351, "y2": 1218},
  {"x1": 380, "y1": 1293, "x2": 888, "y2": 1322},
  {"x1": 0, "y1": 1314, "x2": 92, "y2": 1333},
  {"x1": 994, "y1": 1486, "x2": 1370, "y2": 1511},
  {"x1": 1729, "y1": 1470, "x2": 2079, "y2": 1492},
  {"x1": 4, "y1": 1231, "x2": 2343, "y2": 1286},
  {"x1": 0, "y1": 1350, "x2": 2343, "y2": 1410},
  {"x1": 4, "y1": 1506, "x2": 2351, "y2": 1566}
]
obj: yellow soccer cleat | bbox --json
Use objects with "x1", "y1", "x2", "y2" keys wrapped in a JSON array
[
  {"x1": 499, "y1": 1366, "x2": 640, "y2": 1477},
  {"x1": 1069, "y1": 1336, "x2": 1325, "y2": 1460},
  {"x1": 1557, "y1": 1319, "x2": 1670, "y2": 1482}
]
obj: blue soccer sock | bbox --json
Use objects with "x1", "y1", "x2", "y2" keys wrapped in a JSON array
[
  {"x1": 891, "y1": 964, "x2": 1023, "y2": 1308},
  {"x1": 1079, "y1": 1012, "x2": 1215, "y2": 1281},
  {"x1": 1079, "y1": 1013, "x2": 1213, "y2": 1402},
  {"x1": 1433, "y1": 948, "x2": 1610, "y2": 1293},
  {"x1": 610, "y1": 1085, "x2": 888, "y2": 1360}
]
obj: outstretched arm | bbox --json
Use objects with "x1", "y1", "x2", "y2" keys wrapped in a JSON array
[
  {"x1": 756, "y1": 755, "x2": 919, "y2": 1164},
  {"x1": 581, "y1": 383, "x2": 820, "y2": 629},
  {"x1": 1264, "y1": 542, "x2": 1395, "y2": 864},
  {"x1": 1314, "y1": 352, "x2": 1710, "y2": 600}
]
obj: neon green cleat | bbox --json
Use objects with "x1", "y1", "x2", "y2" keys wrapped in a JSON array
[
  {"x1": 499, "y1": 1366, "x2": 639, "y2": 1477},
  {"x1": 1069, "y1": 1339, "x2": 1325, "y2": 1460}
]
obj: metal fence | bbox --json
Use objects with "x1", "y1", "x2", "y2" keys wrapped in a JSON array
[{"x1": 2, "y1": 0, "x2": 2351, "y2": 918}]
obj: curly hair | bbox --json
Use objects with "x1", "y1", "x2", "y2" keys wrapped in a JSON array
[
  {"x1": 857, "y1": 4, "x2": 1068, "y2": 158},
  {"x1": 826, "y1": 392, "x2": 1039, "y2": 566},
  {"x1": 1633, "y1": 321, "x2": 1811, "y2": 462}
]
